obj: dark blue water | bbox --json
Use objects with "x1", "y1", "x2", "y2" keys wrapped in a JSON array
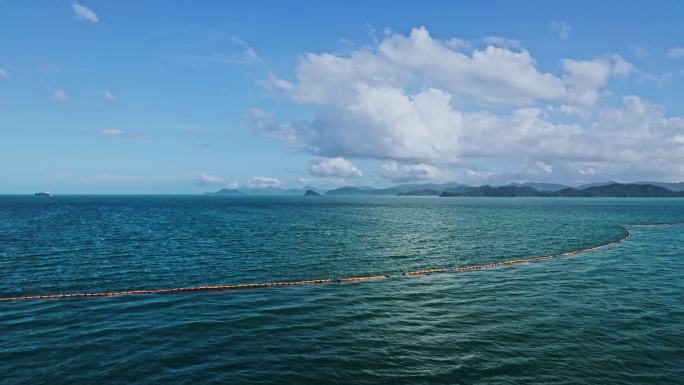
[{"x1": 1, "y1": 196, "x2": 683, "y2": 384}]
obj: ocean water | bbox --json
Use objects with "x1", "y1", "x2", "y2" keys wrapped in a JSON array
[{"x1": 0, "y1": 195, "x2": 683, "y2": 384}]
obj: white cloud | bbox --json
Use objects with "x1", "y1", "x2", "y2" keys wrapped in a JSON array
[
  {"x1": 253, "y1": 86, "x2": 465, "y2": 162},
  {"x1": 193, "y1": 172, "x2": 238, "y2": 188},
  {"x1": 667, "y1": 47, "x2": 684, "y2": 59},
  {"x1": 482, "y1": 36, "x2": 522, "y2": 49},
  {"x1": 309, "y1": 157, "x2": 363, "y2": 178},
  {"x1": 550, "y1": 21, "x2": 571, "y2": 39},
  {"x1": 247, "y1": 176, "x2": 281, "y2": 188},
  {"x1": 195, "y1": 174, "x2": 223, "y2": 185},
  {"x1": 445, "y1": 38, "x2": 471, "y2": 50},
  {"x1": 262, "y1": 74, "x2": 295, "y2": 92},
  {"x1": 562, "y1": 55, "x2": 632, "y2": 108},
  {"x1": 255, "y1": 27, "x2": 684, "y2": 183},
  {"x1": 102, "y1": 90, "x2": 117, "y2": 101},
  {"x1": 611, "y1": 55, "x2": 634, "y2": 77},
  {"x1": 100, "y1": 128, "x2": 124, "y2": 137},
  {"x1": 535, "y1": 161, "x2": 553, "y2": 174},
  {"x1": 267, "y1": 27, "x2": 632, "y2": 111},
  {"x1": 71, "y1": 3, "x2": 99, "y2": 23},
  {"x1": 244, "y1": 107, "x2": 304, "y2": 144},
  {"x1": 270, "y1": 27, "x2": 569, "y2": 107},
  {"x1": 578, "y1": 167, "x2": 595, "y2": 176},
  {"x1": 0, "y1": 68, "x2": 8, "y2": 78},
  {"x1": 248, "y1": 107, "x2": 272, "y2": 119},
  {"x1": 99, "y1": 128, "x2": 148, "y2": 139},
  {"x1": 381, "y1": 161, "x2": 447, "y2": 182},
  {"x1": 52, "y1": 89, "x2": 68, "y2": 102}
]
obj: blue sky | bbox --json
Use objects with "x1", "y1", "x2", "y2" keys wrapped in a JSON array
[{"x1": 1, "y1": 1, "x2": 684, "y2": 193}]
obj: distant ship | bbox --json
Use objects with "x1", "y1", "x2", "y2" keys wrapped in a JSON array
[{"x1": 34, "y1": 192, "x2": 53, "y2": 197}]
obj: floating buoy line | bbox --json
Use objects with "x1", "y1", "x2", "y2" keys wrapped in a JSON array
[{"x1": 0, "y1": 223, "x2": 679, "y2": 302}]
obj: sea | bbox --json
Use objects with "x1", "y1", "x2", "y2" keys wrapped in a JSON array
[{"x1": 1, "y1": 195, "x2": 682, "y2": 384}]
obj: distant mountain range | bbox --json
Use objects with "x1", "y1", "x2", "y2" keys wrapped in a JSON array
[
  {"x1": 574, "y1": 181, "x2": 684, "y2": 192},
  {"x1": 440, "y1": 183, "x2": 683, "y2": 198},
  {"x1": 207, "y1": 187, "x2": 323, "y2": 196},
  {"x1": 440, "y1": 185, "x2": 544, "y2": 197},
  {"x1": 397, "y1": 189, "x2": 442, "y2": 196},
  {"x1": 636, "y1": 181, "x2": 684, "y2": 192},
  {"x1": 206, "y1": 181, "x2": 684, "y2": 197},
  {"x1": 325, "y1": 182, "x2": 464, "y2": 196},
  {"x1": 505, "y1": 182, "x2": 570, "y2": 192}
]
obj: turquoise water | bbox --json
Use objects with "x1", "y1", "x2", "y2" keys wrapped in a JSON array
[{"x1": 1, "y1": 196, "x2": 683, "y2": 384}]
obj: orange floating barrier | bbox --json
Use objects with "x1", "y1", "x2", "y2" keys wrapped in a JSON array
[
  {"x1": 402, "y1": 269, "x2": 448, "y2": 276},
  {"x1": 337, "y1": 275, "x2": 387, "y2": 283},
  {"x1": 1, "y1": 223, "x2": 679, "y2": 302}
]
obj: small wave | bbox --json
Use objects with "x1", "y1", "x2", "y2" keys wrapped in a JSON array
[{"x1": 1, "y1": 223, "x2": 680, "y2": 303}]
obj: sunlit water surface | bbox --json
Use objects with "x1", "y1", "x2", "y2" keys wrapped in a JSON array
[{"x1": 1, "y1": 196, "x2": 683, "y2": 384}]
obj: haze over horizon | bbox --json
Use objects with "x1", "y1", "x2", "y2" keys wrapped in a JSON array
[{"x1": 2, "y1": 1, "x2": 684, "y2": 194}]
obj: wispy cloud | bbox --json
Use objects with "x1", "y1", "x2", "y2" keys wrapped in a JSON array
[
  {"x1": 52, "y1": 89, "x2": 68, "y2": 102},
  {"x1": 0, "y1": 67, "x2": 8, "y2": 78},
  {"x1": 71, "y1": 2, "x2": 99, "y2": 23},
  {"x1": 247, "y1": 176, "x2": 281, "y2": 188},
  {"x1": 102, "y1": 90, "x2": 117, "y2": 101},
  {"x1": 550, "y1": 21, "x2": 571, "y2": 39},
  {"x1": 629, "y1": 45, "x2": 648, "y2": 58},
  {"x1": 667, "y1": 47, "x2": 684, "y2": 59},
  {"x1": 535, "y1": 161, "x2": 553, "y2": 174},
  {"x1": 149, "y1": 28, "x2": 263, "y2": 67},
  {"x1": 189, "y1": 141, "x2": 224, "y2": 148},
  {"x1": 176, "y1": 51, "x2": 261, "y2": 65},
  {"x1": 100, "y1": 128, "x2": 125, "y2": 137},
  {"x1": 192, "y1": 172, "x2": 239, "y2": 189},
  {"x1": 99, "y1": 128, "x2": 148, "y2": 139},
  {"x1": 380, "y1": 161, "x2": 449, "y2": 182},
  {"x1": 37, "y1": 63, "x2": 60, "y2": 75}
]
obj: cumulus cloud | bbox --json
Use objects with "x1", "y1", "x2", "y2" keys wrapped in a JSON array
[
  {"x1": 550, "y1": 21, "x2": 571, "y2": 39},
  {"x1": 251, "y1": 86, "x2": 465, "y2": 162},
  {"x1": 270, "y1": 27, "x2": 570, "y2": 107},
  {"x1": 102, "y1": 90, "x2": 117, "y2": 101},
  {"x1": 71, "y1": 3, "x2": 99, "y2": 23},
  {"x1": 562, "y1": 55, "x2": 632, "y2": 108},
  {"x1": 52, "y1": 89, "x2": 68, "y2": 102},
  {"x1": 254, "y1": 27, "x2": 684, "y2": 183},
  {"x1": 0, "y1": 68, "x2": 8, "y2": 78},
  {"x1": 309, "y1": 157, "x2": 363, "y2": 178},
  {"x1": 247, "y1": 176, "x2": 281, "y2": 188},
  {"x1": 667, "y1": 47, "x2": 684, "y2": 59}
]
